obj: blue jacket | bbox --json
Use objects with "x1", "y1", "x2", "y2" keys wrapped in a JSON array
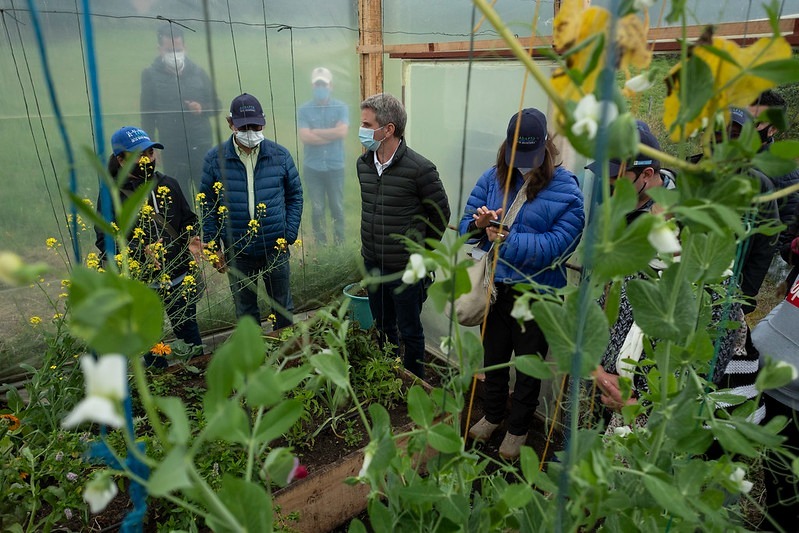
[
  {"x1": 458, "y1": 166, "x2": 584, "y2": 288},
  {"x1": 200, "y1": 136, "x2": 303, "y2": 255}
]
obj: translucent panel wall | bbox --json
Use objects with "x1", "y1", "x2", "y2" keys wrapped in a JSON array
[{"x1": 0, "y1": 0, "x2": 361, "y2": 372}]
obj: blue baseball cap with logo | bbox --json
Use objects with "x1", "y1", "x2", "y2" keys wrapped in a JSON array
[
  {"x1": 229, "y1": 93, "x2": 266, "y2": 128},
  {"x1": 111, "y1": 126, "x2": 164, "y2": 156},
  {"x1": 505, "y1": 108, "x2": 548, "y2": 169}
]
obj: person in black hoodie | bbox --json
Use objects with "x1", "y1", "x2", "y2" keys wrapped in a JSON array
[
  {"x1": 95, "y1": 126, "x2": 203, "y2": 364},
  {"x1": 140, "y1": 24, "x2": 219, "y2": 199}
]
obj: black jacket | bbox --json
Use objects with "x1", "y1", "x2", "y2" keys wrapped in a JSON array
[
  {"x1": 357, "y1": 141, "x2": 451, "y2": 273},
  {"x1": 95, "y1": 172, "x2": 198, "y2": 282}
]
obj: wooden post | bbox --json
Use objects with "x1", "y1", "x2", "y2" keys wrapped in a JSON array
[{"x1": 358, "y1": 0, "x2": 384, "y2": 102}]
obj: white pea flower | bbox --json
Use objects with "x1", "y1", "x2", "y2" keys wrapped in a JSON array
[
  {"x1": 62, "y1": 354, "x2": 128, "y2": 429},
  {"x1": 613, "y1": 426, "x2": 632, "y2": 438},
  {"x1": 624, "y1": 73, "x2": 654, "y2": 94},
  {"x1": 633, "y1": 0, "x2": 656, "y2": 10},
  {"x1": 729, "y1": 467, "x2": 753, "y2": 494},
  {"x1": 359, "y1": 442, "x2": 375, "y2": 479},
  {"x1": 721, "y1": 260, "x2": 735, "y2": 278},
  {"x1": 776, "y1": 360, "x2": 799, "y2": 381},
  {"x1": 440, "y1": 336, "x2": 455, "y2": 353},
  {"x1": 648, "y1": 219, "x2": 681, "y2": 255},
  {"x1": 402, "y1": 253, "x2": 427, "y2": 285},
  {"x1": 511, "y1": 296, "x2": 534, "y2": 322},
  {"x1": 572, "y1": 94, "x2": 619, "y2": 140},
  {"x1": 83, "y1": 472, "x2": 118, "y2": 513}
]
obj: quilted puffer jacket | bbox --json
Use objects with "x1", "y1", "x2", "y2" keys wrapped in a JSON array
[
  {"x1": 200, "y1": 136, "x2": 303, "y2": 255},
  {"x1": 458, "y1": 165, "x2": 584, "y2": 289}
]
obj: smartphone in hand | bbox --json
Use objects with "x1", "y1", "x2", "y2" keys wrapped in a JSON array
[{"x1": 488, "y1": 219, "x2": 508, "y2": 232}]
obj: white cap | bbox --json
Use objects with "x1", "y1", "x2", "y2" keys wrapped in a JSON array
[{"x1": 311, "y1": 67, "x2": 332, "y2": 84}]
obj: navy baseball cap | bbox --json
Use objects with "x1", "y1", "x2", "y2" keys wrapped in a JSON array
[
  {"x1": 505, "y1": 108, "x2": 548, "y2": 169},
  {"x1": 229, "y1": 93, "x2": 266, "y2": 128},
  {"x1": 730, "y1": 107, "x2": 752, "y2": 126},
  {"x1": 585, "y1": 120, "x2": 661, "y2": 176},
  {"x1": 111, "y1": 126, "x2": 164, "y2": 156}
]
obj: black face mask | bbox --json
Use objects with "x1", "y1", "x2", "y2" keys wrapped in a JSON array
[
  {"x1": 758, "y1": 126, "x2": 772, "y2": 145},
  {"x1": 131, "y1": 158, "x2": 156, "y2": 180}
]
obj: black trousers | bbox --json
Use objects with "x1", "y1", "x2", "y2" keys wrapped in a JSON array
[{"x1": 482, "y1": 284, "x2": 548, "y2": 436}]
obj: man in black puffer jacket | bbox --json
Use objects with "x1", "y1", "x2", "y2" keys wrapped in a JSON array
[{"x1": 357, "y1": 93, "x2": 451, "y2": 378}]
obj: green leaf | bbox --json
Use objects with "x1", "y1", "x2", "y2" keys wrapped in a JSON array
[
  {"x1": 348, "y1": 519, "x2": 368, "y2": 533},
  {"x1": 532, "y1": 293, "x2": 609, "y2": 377},
  {"x1": 642, "y1": 473, "x2": 698, "y2": 521},
  {"x1": 367, "y1": 500, "x2": 393, "y2": 531},
  {"x1": 674, "y1": 55, "x2": 715, "y2": 125},
  {"x1": 68, "y1": 267, "x2": 163, "y2": 357},
  {"x1": 769, "y1": 140, "x2": 799, "y2": 160},
  {"x1": 203, "y1": 400, "x2": 250, "y2": 444},
  {"x1": 310, "y1": 351, "x2": 350, "y2": 388},
  {"x1": 209, "y1": 475, "x2": 272, "y2": 533},
  {"x1": 396, "y1": 479, "x2": 444, "y2": 505},
  {"x1": 748, "y1": 59, "x2": 799, "y2": 84},
  {"x1": 711, "y1": 423, "x2": 759, "y2": 457},
  {"x1": 65, "y1": 190, "x2": 114, "y2": 235},
  {"x1": 514, "y1": 355, "x2": 554, "y2": 380},
  {"x1": 627, "y1": 269, "x2": 696, "y2": 342},
  {"x1": 246, "y1": 366, "x2": 282, "y2": 407},
  {"x1": 155, "y1": 397, "x2": 190, "y2": 446},
  {"x1": 253, "y1": 399, "x2": 303, "y2": 444},
  {"x1": 753, "y1": 151, "x2": 798, "y2": 177},
  {"x1": 116, "y1": 178, "x2": 155, "y2": 237},
  {"x1": 427, "y1": 423, "x2": 462, "y2": 454},
  {"x1": 666, "y1": 0, "x2": 687, "y2": 22},
  {"x1": 756, "y1": 357, "x2": 797, "y2": 392},
  {"x1": 407, "y1": 385, "x2": 434, "y2": 428},
  {"x1": 680, "y1": 229, "x2": 737, "y2": 284},
  {"x1": 501, "y1": 483, "x2": 533, "y2": 509},
  {"x1": 148, "y1": 447, "x2": 192, "y2": 496},
  {"x1": 206, "y1": 317, "x2": 265, "y2": 409}
]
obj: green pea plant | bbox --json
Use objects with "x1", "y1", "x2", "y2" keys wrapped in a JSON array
[{"x1": 342, "y1": 1, "x2": 799, "y2": 532}]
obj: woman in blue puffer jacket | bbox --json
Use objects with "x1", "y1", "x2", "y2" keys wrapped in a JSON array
[{"x1": 459, "y1": 108, "x2": 585, "y2": 460}]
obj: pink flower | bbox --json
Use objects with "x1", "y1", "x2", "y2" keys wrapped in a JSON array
[{"x1": 286, "y1": 457, "x2": 308, "y2": 484}]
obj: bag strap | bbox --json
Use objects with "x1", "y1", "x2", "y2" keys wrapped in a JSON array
[
  {"x1": 501, "y1": 178, "x2": 530, "y2": 228},
  {"x1": 120, "y1": 185, "x2": 181, "y2": 241}
]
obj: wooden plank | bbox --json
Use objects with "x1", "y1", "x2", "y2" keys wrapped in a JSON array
[
  {"x1": 371, "y1": 17, "x2": 797, "y2": 59},
  {"x1": 358, "y1": 0, "x2": 384, "y2": 101}
]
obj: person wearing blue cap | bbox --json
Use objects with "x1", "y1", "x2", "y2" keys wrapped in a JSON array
[
  {"x1": 95, "y1": 126, "x2": 204, "y2": 365},
  {"x1": 199, "y1": 93, "x2": 303, "y2": 329},
  {"x1": 585, "y1": 120, "x2": 676, "y2": 224},
  {"x1": 460, "y1": 108, "x2": 585, "y2": 460}
]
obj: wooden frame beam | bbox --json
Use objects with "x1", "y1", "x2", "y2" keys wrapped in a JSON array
[
  {"x1": 358, "y1": 0, "x2": 384, "y2": 101},
  {"x1": 354, "y1": 17, "x2": 798, "y2": 60}
]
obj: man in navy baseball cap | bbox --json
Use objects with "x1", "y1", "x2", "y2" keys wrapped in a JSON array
[
  {"x1": 110, "y1": 126, "x2": 164, "y2": 156},
  {"x1": 229, "y1": 93, "x2": 266, "y2": 128},
  {"x1": 585, "y1": 120, "x2": 661, "y2": 178},
  {"x1": 505, "y1": 108, "x2": 548, "y2": 169}
]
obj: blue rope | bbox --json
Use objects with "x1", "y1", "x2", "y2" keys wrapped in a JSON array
[
  {"x1": 77, "y1": 1, "x2": 148, "y2": 530},
  {"x1": 25, "y1": 0, "x2": 81, "y2": 264}
]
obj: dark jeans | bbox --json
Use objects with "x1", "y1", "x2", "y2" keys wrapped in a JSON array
[
  {"x1": 163, "y1": 287, "x2": 202, "y2": 347},
  {"x1": 365, "y1": 261, "x2": 428, "y2": 379},
  {"x1": 227, "y1": 251, "x2": 293, "y2": 329},
  {"x1": 304, "y1": 166, "x2": 345, "y2": 245},
  {"x1": 482, "y1": 284, "x2": 548, "y2": 436},
  {"x1": 761, "y1": 394, "x2": 799, "y2": 531}
]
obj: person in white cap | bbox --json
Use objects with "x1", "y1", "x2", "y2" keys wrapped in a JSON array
[{"x1": 297, "y1": 67, "x2": 349, "y2": 245}]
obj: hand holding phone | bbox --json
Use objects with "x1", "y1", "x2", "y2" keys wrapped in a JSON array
[{"x1": 488, "y1": 219, "x2": 507, "y2": 231}]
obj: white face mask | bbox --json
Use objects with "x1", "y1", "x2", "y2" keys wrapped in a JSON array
[
  {"x1": 162, "y1": 51, "x2": 185, "y2": 72},
  {"x1": 235, "y1": 129, "x2": 264, "y2": 148},
  {"x1": 517, "y1": 167, "x2": 533, "y2": 176}
]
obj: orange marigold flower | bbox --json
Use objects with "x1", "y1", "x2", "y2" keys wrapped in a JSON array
[
  {"x1": 0, "y1": 414, "x2": 21, "y2": 431},
  {"x1": 151, "y1": 342, "x2": 172, "y2": 356}
]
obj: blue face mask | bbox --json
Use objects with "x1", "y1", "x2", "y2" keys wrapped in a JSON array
[
  {"x1": 313, "y1": 86, "x2": 330, "y2": 102},
  {"x1": 359, "y1": 126, "x2": 385, "y2": 152}
]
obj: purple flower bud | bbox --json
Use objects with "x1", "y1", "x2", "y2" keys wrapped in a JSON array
[{"x1": 66, "y1": 472, "x2": 78, "y2": 482}]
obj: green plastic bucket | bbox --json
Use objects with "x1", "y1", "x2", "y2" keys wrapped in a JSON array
[{"x1": 343, "y1": 283, "x2": 373, "y2": 329}]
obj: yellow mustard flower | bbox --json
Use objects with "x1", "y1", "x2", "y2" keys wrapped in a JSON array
[
  {"x1": 132, "y1": 227, "x2": 145, "y2": 240},
  {"x1": 185, "y1": 225, "x2": 194, "y2": 233},
  {"x1": 46, "y1": 237, "x2": 58, "y2": 248},
  {"x1": 111, "y1": 222, "x2": 120, "y2": 232},
  {"x1": 81, "y1": 198, "x2": 94, "y2": 208},
  {"x1": 29, "y1": 316, "x2": 41, "y2": 325},
  {"x1": 213, "y1": 181, "x2": 223, "y2": 194},
  {"x1": 159, "y1": 273, "x2": 172, "y2": 289},
  {"x1": 58, "y1": 292, "x2": 68, "y2": 299},
  {"x1": 195, "y1": 192, "x2": 206, "y2": 202},
  {"x1": 294, "y1": 239, "x2": 302, "y2": 247},
  {"x1": 247, "y1": 219, "x2": 260, "y2": 234},
  {"x1": 86, "y1": 252, "x2": 100, "y2": 270},
  {"x1": 53, "y1": 313, "x2": 63, "y2": 321},
  {"x1": 50, "y1": 365, "x2": 57, "y2": 370},
  {"x1": 551, "y1": 0, "x2": 651, "y2": 103},
  {"x1": 217, "y1": 205, "x2": 228, "y2": 215},
  {"x1": 275, "y1": 238, "x2": 287, "y2": 252},
  {"x1": 61, "y1": 279, "x2": 71, "y2": 288},
  {"x1": 141, "y1": 205, "x2": 154, "y2": 217},
  {"x1": 663, "y1": 34, "x2": 792, "y2": 141},
  {"x1": 267, "y1": 313, "x2": 277, "y2": 324},
  {"x1": 157, "y1": 185, "x2": 171, "y2": 196}
]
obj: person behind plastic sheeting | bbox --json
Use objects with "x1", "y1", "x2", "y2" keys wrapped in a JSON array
[
  {"x1": 141, "y1": 23, "x2": 220, "y2": 200},
  {"x1": 298, "y1": 67, "x2": 349, "y2": 246}
]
